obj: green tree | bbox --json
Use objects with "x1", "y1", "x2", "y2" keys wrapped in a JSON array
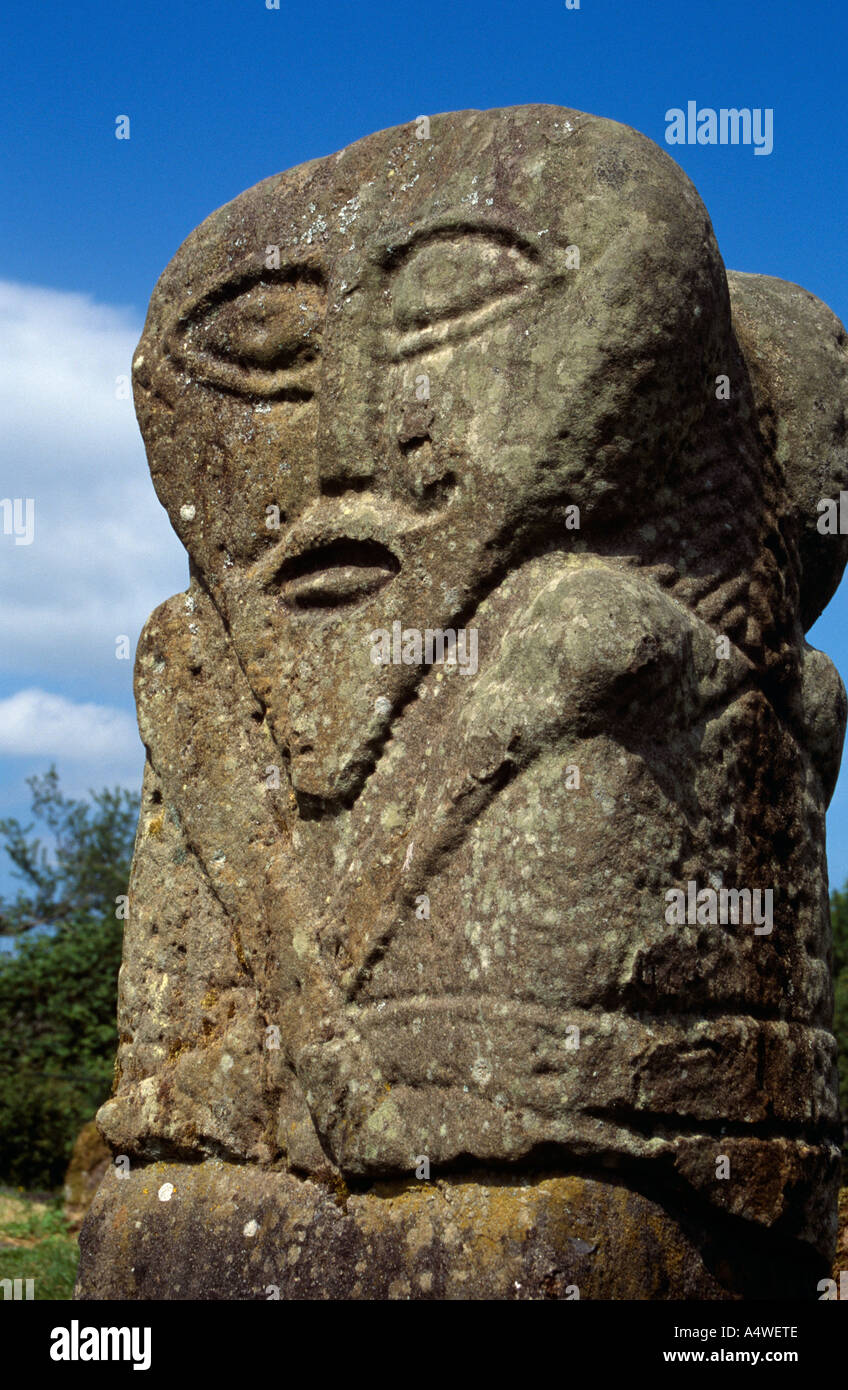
[
  {"x1": 0, "y1": 766, "x2": 139, "y2": 937},
  {"x1": 0, "y1": 768, "x2": 139, "y2": 1188}
]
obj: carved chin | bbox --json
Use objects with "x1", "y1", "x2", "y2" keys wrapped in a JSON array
[
  {"x1": 277, "y1": 668, "x2": 413, "y2": 807},
  {"x1": 287, "y1": 726, "x2": 388, "y2": 805}
]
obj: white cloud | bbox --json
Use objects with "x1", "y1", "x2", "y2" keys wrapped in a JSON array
[
  {"x1": 0, "y1": 691, "x2": 145, "y2": 898},
  {"x1": 0, "y1": 280, "x2": 187, "y2": 682},
  {"x1": 0, "y1": 689, "x2": 140, "y2": 763},
  {"x1": 1, "y1": 281, "x2": 139, "y2": 460}
]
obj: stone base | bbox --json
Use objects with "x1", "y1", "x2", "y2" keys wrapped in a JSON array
[{"x1": 74, "y1": 1160, "x2": 829, "y2": 1300}]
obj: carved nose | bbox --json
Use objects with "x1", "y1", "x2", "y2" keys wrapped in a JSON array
[
  {"x1": 316, "y1": 379, "x2": 376, "y2": 493},
  {"x1": 397, "y1": 404, "x2": 434, "y2": 455},
  {"x1": 315, "y1": 281, "x2": 380, "y2": 494}
]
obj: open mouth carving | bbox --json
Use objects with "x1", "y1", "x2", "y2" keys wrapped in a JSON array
[{"x1": 276, "y1": 537, "x2": 401, "y2": 609}]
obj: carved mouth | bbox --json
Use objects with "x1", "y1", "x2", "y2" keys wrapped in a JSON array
[{"x1": 277, "y1": 537, "x2": 401, "y2": 609}]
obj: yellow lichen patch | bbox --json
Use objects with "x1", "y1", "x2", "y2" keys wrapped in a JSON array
[
  {"x1": 325, "y1": 1171, "x2": 350, "y2": 1209},
  {"x1": 230, "y1": 929, "x2": 249, "y2": 972}
]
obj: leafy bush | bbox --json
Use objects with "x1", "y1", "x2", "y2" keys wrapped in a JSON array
[{"x1": 0, "y1": 769, "x2": 137, "y2": 1189}]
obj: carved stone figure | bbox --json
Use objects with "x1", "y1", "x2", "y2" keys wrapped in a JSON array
[{"x1": 76, "y1": 105, "x2": 848, "y2": 1300}]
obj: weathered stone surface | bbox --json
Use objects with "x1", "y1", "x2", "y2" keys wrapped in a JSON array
[
  {"x1": 77, "y1": 105, "x2": 848, "y2": 1299},
  {"x1": 75, "y1": 1160, "x2": 827, "y2": 1300}
]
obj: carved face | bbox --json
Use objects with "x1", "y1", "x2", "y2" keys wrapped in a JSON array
[{"x1": 133, "y1": 106, "x2": 728, "y2": 802}]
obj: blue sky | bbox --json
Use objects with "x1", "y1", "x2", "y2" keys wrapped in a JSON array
[{"x1": 2, "y1": 0, "x2": 848, "y2": 896}]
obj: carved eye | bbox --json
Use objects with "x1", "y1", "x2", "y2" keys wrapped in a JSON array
[
  {"x1": 391, "y1": 234, "x2": 537, "y2": 352},
  {"x1": 168, "y1": 277, "x2": 325, "y2": 396}
]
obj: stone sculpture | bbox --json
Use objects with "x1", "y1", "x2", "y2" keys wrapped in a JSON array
[{"x1": 76, "y1": 104, "x2": 848, "y2": 1299}]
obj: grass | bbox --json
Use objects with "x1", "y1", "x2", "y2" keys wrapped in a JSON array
[{"x1": 0, "y1": 1188, "x2": 79, "y2": 1300}]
